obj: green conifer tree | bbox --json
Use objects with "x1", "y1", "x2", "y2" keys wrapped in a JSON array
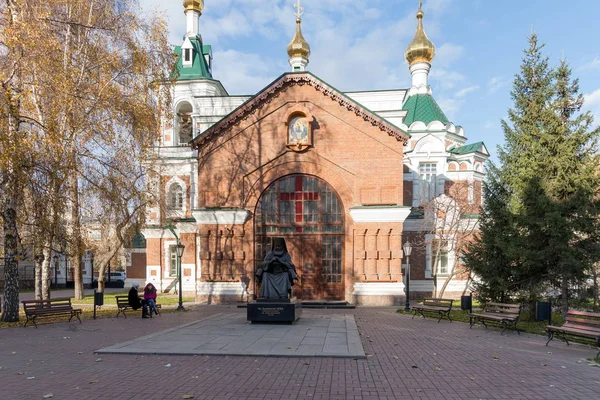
[
  {"x1": 465, "y1": 34, "x2": 600, "y2": 309},
  {"x1": 547, "y1": 60, "x2": 600, "y2": 311},
  {"x1": 463, "y1": 164, "x2": 521, "y2": 302}
]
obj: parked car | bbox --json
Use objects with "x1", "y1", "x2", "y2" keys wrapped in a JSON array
[
  {"x1": 107, "y1": 271, "x2": 126, "y2": 283},
  {"x1": 91, "y1": 271, "x2": 126, "y2": 288}
]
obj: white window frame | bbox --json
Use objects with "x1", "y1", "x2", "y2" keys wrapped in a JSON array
[
  {"x1": 162, "y1": 240, "x2": 178, "y2": 279},
  {"x1": 419, "y1": 162, "x2": 437, "y2": 203},
  {"x1": 165, "y1": 177, "x2": 187, "y2": 219},
  {"x1": 425, "y1": 234, "x2": 456, "y2": 279}
]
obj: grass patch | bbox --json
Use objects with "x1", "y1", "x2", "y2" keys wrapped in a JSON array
[
  {"x1": 0, "y1": 302, "x2": 187, "y2": 329},
  {"x1": 70, "y1": 292, "x2": 194, "y2": 306},
  {"x1": 397, "y1": 308, "x2": 565, "y2": 336}
]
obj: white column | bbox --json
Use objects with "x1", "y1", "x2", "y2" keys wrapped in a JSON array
[
  {"x1": 186, "y1": 10, "x2": 200, "y2": 37},
  {"x1": 408, "y1": 62, "x2": 431, "y2": 95},
  {"x1": 289, "y1": 56, "x2": 308, "y2": 72}
]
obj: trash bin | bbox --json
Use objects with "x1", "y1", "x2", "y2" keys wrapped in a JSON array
[
  {"x1": 94, "y1": 291, "x2": 104, "y2": 307},
  {"x1": 461, "y1": 295, "x2": 472, "y2": 311},
  {"x1": 536, "y1": 300, "x2": 551, "y2": 322}
]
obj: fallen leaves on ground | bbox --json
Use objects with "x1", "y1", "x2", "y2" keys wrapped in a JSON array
[
  {"x1": 181, "y1": 395, "x2": 194, "y2": 399},
  {"x1": 95, "y1": 358, "x2": 103, "y2": 362},
  {"x1": 492, "y1": 355, "x2": 500, "y2": 359},
  {"x1": 42, "y1": 394, "x2": 54, "y2": 399}
]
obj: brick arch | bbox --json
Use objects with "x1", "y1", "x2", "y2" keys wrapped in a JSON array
[{"x1": 243, "y1": 161, "x2": 355, "y2": 215}]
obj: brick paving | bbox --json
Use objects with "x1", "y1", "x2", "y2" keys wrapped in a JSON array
[{"x1": 0, "y1": 306, "x2": 598, "y2": 400}]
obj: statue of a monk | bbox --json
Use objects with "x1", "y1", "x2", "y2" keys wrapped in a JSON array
[{"x1": 256, "y1": 237, "x2": 298, "y2": 299}]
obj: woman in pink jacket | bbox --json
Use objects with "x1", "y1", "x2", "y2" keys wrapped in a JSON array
[{"x1": 143, "y1": 282, "x2": 158, "y2": 316}]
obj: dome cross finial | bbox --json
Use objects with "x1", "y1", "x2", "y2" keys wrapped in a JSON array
[{"x1": 294, "y1": 0, "x2": 304, "y2": 19}]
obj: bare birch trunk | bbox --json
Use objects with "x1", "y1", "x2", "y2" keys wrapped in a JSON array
[
  {"x1": 2, "y1": 206, "x2": 20, "y2": 322},
  {"x1": 34, "y1": 254, "x2": 43, "y2": 300},
  {"x1": 41, "y1": 241, "x2": 53, "y2": 300},
  {"x1": 71, "y1": 171, "x2": 84, "y2": 300}
]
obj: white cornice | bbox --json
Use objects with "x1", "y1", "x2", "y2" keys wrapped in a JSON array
[
  {"x1": 350, "y1": 206, "x2": 411, "y2": 223},
  {"x1": 192, "y1": 209, "x2": 251, "y2": 225}
]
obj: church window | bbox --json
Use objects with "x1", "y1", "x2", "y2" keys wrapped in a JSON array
[
  {"x1": 419, "y1": 162, "x2": 437, "y2": 202},
  {"x1": 432, "y1": 239, "x2": 449, "y2": 276},
  {"x1": 184, "y1": 48, "x2": 191, "y2": 62},
  {"x1": 438, "y1": 251, "x2": 449, "y2": 275},
  {"x1": 168, "y1": 184, "x2": 184, "y2": 210},
  {"x1": 169, "y1": 245, "x2": 178, "y2": 277}
]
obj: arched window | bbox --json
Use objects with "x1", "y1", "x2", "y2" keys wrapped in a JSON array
[
  {"x1": 168, "y1": 184, "x2": 184, "y2": 210},
  {"x1": 175, "y1": 101, "x2": 193, "y2": 145}
]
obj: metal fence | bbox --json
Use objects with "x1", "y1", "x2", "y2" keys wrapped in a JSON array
[{"x1": 0, "y1": 263, "x2": 36, "y2": 289}]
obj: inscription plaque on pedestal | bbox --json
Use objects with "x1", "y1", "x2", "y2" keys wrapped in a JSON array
[{"x1": 247, "y1": 300, "x2": 302, "y2": 324}]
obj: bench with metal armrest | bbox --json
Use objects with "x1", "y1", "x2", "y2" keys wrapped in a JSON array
[
  {"x1": 546, "y1": 310, "x2": 600, "y2": 358},
  {"x1": 22, "y1": 298, "x2": 82, "y2": 328},
  {"x1": 470, "y1": 302, "x2": 521, "y2": 335},
  {"x1": 412, "y1": 298, "x2": 453, "y2": 322}
]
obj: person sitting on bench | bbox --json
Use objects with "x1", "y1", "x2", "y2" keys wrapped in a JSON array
[
  {"x1": 143, "y1": 282, "x2": 159, "y2": 316},
  {"x1": 128, "y1": 281, "x2": 149, "y2": 318}
]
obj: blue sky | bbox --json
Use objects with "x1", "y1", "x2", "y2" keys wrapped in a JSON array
[{"x1": 146, "y1": 0, "x2": 600, "y2": 163}]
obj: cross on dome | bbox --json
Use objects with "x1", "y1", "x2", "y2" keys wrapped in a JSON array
[{"x1": 294, "y1": 0, "x2": 304, "y2": 19}]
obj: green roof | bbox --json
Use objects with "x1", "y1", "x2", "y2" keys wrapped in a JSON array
[
  {"x1": 173, "y1": 36, "x2": 212, "y2": 81},
  {"x1": 402, "y1": 94, "x2": 449, "y2": 126},
  {"x1": 449, "y1": 141, "x2": 486, "y2": 155}
]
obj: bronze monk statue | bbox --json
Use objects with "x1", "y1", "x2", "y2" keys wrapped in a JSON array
[{"x1": 256, "y1": 237, "x2": 298, "y2": 299}]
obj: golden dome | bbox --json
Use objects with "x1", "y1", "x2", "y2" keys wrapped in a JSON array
[
  {"x1": 183, "y1": 0, "x2": 203, "y2": 13},
  {"x1": 405, "y1": 9, "x2": 435, "y2": 65},
  {"x1": 287, "y1": 18, "x2": 311, "y2": 59}
]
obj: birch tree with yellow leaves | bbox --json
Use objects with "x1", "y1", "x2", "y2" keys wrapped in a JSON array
[{"x1": 1, "y1": 0, "x2": 173, "y2": 321}]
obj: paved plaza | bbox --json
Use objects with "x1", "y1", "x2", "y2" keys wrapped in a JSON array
[
  {"x1": 97, "y1": 313, "x2": 365, "y2": 358},
  {"x1": 0, "y1": 306, "x2": 598, "y2": 399}
]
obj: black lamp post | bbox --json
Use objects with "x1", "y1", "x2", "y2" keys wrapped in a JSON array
[
  {"x1": 53, "y1": 255, "x2": 58, "y2": 289},
  {"x1": 403, "y1": 241, "x2": 413, "y2": 312},
  {"x1": 90, "y1": 253, "x2": 94, "y2": 287},
  {"x1": 176, "y1": 242, "x2": 185, "y2": 311}
]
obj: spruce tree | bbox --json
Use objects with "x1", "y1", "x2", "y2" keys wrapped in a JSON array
[
  {"x1": 547, "y1": 60, "x2": 600, "y2": 311},
  {"x1": 464, "y1": 34, "x2": 600, "y2": 309},
  {"x1": 497, "y1": 33, "x2": 557, "y2": 300},
  {"x1": 463, "y1": 164, "x2": 521, "y2": 302}
]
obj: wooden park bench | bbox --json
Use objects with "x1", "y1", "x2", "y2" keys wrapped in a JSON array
[
  {"x1": 546, "y1": 310, "x2": 600, "y2": 358},
  {"x1": 412, "y1": 298, "x2": 453, "y2": 322},
  {"x1": 115, "y1": 295, "x2": 161, "y2": 318},
  {"x1": 22, "y1": 298, "x2": 82, "y2": 328},
  {"x1": 470, "y1": 302, "x2": 521, "y2": 335}
]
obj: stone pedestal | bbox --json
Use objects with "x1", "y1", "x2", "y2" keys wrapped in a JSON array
[{"x1": 247, "y1": 298, "x2": 302, "y2": 324}]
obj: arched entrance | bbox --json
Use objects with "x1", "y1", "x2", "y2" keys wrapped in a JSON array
[{"x1": 255, "y1": 174, "x2": 344, "y2": 300}]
